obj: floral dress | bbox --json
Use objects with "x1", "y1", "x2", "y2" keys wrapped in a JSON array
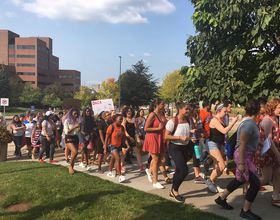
[{"x1": 255, "y1": 116, "x2": 280, "y2": 168}]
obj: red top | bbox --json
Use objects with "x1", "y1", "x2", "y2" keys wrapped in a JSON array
[
  {"x1": 199, "y1": 109, "x2": 212, "y2": 139},
  {"x1": 143, "y1": 113, "x2": 167, "y2": 154}
]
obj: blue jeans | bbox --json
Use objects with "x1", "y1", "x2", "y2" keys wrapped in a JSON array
[
  {"x1": 14, "y1": 135, "x2": 23, "y2": 155},
  {"x1": 199, "y1": 139, "x2": 208, "y2": 163}
]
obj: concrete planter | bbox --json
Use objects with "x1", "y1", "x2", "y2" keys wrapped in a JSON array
[{"x1": 0, "y1": 143, "x2": 8, "y2": 162}]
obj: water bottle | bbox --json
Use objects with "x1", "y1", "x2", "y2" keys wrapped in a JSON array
[{"x1": 194, "y1": 145, "x2": 200, "y2": 159}]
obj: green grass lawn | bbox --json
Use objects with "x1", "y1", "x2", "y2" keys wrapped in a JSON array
[
  {"x1": 0, "y1": 162, "x2": 228, "y2": 220},
  {"x1": 1, "y1": 107, "x2": 45, "y2": 116}
]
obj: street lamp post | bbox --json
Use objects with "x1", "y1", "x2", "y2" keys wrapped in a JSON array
[{"x1": 119, "y1": 56, "x2": 121, "y2": 112}]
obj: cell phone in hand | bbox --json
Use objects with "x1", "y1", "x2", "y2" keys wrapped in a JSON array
[{"x1": 235, "y1": 112, "x2": 239, "y2": 117}]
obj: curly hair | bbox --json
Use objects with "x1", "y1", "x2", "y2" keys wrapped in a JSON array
[
  {"x1": 244, "y1": 99, "x2": 260, "y2": 116},
  {"x1": 122, "y1": 106, "x2": 135, "y2": 118},
  {"x1": 265, "y1": 98, "x2": 280, "y2": 116}
]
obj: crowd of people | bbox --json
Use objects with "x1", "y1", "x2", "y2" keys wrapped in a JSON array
[{"x1": 2, "y1": 96, "x2": 280, "y2": 220}]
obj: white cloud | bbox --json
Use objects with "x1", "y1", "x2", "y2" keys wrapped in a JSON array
[
  {"x1": 129, "y1": 54, "x2": 135, "y2": 57},
  {"x1": 10, "y1": 0, "x2": 22, "y2": 6},
  {"x1": 174, "y1": 60, "x2": 180, "y2": 63},
  {"x1": 12, "y1": 0, "x2": 175, "y2": 24},
  {"x1": 143, "y1": 53, "x2": 152, "y2": 57},
  {"x1": 5, "y1": 11, "x2": 16, "y2": 17},
  {"x1": 143, "y1": 60, "x2": 148, "y2": 63}
]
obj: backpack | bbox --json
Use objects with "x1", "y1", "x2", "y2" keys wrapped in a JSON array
[{"x1": 225, "y1": 119, "x2": 247, "y2": 159}]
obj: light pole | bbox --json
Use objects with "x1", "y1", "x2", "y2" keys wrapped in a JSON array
[{"x1": 119, "y1": 56, "x2": 121, "y2": 112}]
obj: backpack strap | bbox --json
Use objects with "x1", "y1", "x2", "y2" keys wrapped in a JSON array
[
  {"x1": 111, "y1": 123, "x2": 114, "y2": 134},
  {"x1": 171, "y1": 116, "x2": 178, "y2": 135}
]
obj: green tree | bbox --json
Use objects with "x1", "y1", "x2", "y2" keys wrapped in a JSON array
[
  {"x1": 97, "y1": 78, "x2": 119, "y2": 106},
  {"x1": 181, "y1": 0, "x2": 280, "y2": 105},
  {"x1": 20, "y1": 82, "x2": 43, "y2": 104},
  {"x1": 43, "y1": 82, "x2": 73, "y2": 100},
  {"x1": 74, "y1": 86, "x2": 97, "y2": 109},
  {"x1": 158, "y1": 70, "x2": 184, "y2": 104},
  {"x1": 120, "y1": 60, "x2": 158, "y2": 109},
  {"x1": 0, "y1": 64, "x2": 11, "y2": 100},
  {"x1": 10, "y1": 79, "x2": 24, "y2": 107}
]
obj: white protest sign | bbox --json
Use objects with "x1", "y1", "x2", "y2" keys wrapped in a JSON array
[
  {"x1": 91, "y1": 99, "x2": 115, "y2": 115},
  {"x1": 1, "y1": 98, "x2": 9, "y2": 106}
]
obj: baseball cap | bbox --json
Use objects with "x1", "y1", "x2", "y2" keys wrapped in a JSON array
[{"x1": 45, "y1": 111, "x2": 54, "y2": 116}]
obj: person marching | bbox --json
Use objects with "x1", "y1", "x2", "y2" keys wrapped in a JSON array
[
  {"x1": 143, "y1": 98, "x2": 171, "y2": 189},
  {"x1": 215, "y1": 99, "x2": 262, "y2": 220},
  {"x1": 103, "y1": 114, "x2": 129, "y2": 183},
  {"x1": 205, "y1": 103, "x2": 238, "y2": 193}
]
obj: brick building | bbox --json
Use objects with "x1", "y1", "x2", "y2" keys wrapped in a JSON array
[{"x1": 0, "y1": 30, "x2": 80, "y2": 93}]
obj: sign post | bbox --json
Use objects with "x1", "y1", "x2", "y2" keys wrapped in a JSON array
[{"x1": 0, "y1": 98, "x2": 9, "y2": 119}]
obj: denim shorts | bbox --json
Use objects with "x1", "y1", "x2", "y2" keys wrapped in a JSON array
[
  {"x1": 206, "y1": 140, "x2": 223, "y2": 151},
  {"x1": 108, "y1": 144, "x2": 121, "y2": 153}
]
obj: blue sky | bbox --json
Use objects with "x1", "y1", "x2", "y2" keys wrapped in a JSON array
[{"x1": 0, "y1": 0, "x2": 196, "y2": 86}]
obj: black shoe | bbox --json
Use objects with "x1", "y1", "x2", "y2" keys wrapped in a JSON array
[
  {"x1": 170, "y1": 189, "x2": 184, "y2": 202},
  {"x1": 215, "y1": 196, "x2": 233, "y2": 210},
  {"x1": 240, "y1": 209, "x2": 262, "y2": 220}
]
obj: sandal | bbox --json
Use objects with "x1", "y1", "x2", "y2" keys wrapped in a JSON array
[
  {"x1": 98, "y1": 170, "x2": 104, "y2": 174},
  {"x1": 165, "y1": 178, "x2": 173, "y2": 184},
  {"x1": 243, "y1": 184, "x2": 248, "y2": 200},
  {"x1": 271, "y1": 198, "x2": 280, "y2": 208}
]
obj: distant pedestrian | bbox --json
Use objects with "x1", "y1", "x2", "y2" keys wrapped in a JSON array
[
  {"x1": 31, "y1": 121, "x2": 42, "y2": 160},
  {"x1": 63, "y1": 108, "x2": 82, "y2": 174},
  {"x1": 24, "y1": 114, "x2": 36, "y2": 158},
  {"x1": 10, "y1": 115, "x2": 25, "y2": 158},
  {"x1": 38, "y1": 111, "x2": 58, "y2": 163}
]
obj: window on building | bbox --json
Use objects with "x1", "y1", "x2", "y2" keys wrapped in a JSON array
[
  {"x1": 8, "y1": 44, "x2": 15, "y2": 49},
  {"x1": 57, "y1": 75, "x2": 73, "y2": 79},
  {"x1": 17, "y1": 72, "x2": 35, "y2": 75},
  {"x1": 75, "y1": 76, "x2": 80, "y2": 80},
  {"x1": 38, "y1": 81, "x2": 46, "y2": 85},
  {"x1": 75, "y1": 84, "x2": 80, "y2": 87},
  {"x1": 6, "y1": 71, "x2": 16, "y2": 75},
  {"x1": 17, "y1": 45, "x2": 35, "y2": 49},
  {"x1": 9, "y1": 63, "x2": 15, "y2": 66},
  {"x1": 22, "y1": 81, "x2": 35, "y2": 84},
  {"x1": 9, "y1": 54, "x2": 15, "y2": 58},
  {"x1": 48, "y1": 75, "x2": 56, "y2": 78},
  {"x1": 17, "y1": 55, "x2": 35, "y2": 58},
  {"x1": 38, "y1": 73, "x2": 46, "y2": 77},
  {"x1": 52, "y1": 61, "x2": 59, "y2": 65},
  {"x1": 17, "y1": 63, "x2": 35, "y2": 67},
  {"x1": 61, "y1": 83, "x2": 73, "y2": 86}
]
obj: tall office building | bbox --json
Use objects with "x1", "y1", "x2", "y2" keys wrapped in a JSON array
[{"x1": 0, "y1": 30, "x2": 81, "y2": 93}]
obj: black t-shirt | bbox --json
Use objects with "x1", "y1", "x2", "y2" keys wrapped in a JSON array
[{"x1": 98, "y1": 121, "x2": 110, "y2": 146}]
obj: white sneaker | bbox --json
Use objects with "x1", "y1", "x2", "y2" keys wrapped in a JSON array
[
  {"x1": 216, "y1": 185, "x2": 224, "y2": 193},
  {"x1": 153, "y1": 182, "x2": 165, "y2": 189},
  {"x1": 199, "y1": 172, "x2": 206, "y2": 179},
  {"x1": 79, "y1": 162, "x2": 86, "y2": 168},
  {"x1": 107, "y1": 171, "x2": 116, "y2": 178},
  {"x1": 206, "y1": 179, "x2": 218, "y2": 193},
  {"x1": 86, "y1": 165, "x2": 91, "y2": 171},
  {"x1": 146, "y1": 168, "x2": 153, "y2": 183},
  {"x1": 119, "y1": 175, "x2": 126, "y2": 183}
]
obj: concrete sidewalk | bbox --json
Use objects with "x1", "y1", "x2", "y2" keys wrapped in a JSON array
[{"x1": 4, "y1": 142, "x2": 277, "y2": 220}]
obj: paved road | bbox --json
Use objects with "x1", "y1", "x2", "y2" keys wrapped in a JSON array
[{"x1": 4, "y1": 141, "x2": 277, "y2": 220}]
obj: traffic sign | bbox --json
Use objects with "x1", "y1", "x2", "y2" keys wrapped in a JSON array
[{"x1": 0, "y1": 98, "x2": 9, "y2": 106}]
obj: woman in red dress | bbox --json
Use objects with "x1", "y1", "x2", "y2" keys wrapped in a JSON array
[
  {"x1": 143, "y1": 98, "x2": 170, "y2": 189},
  {"x1": 255, "y1": 98, "x2": 280, "y2": 208}
]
